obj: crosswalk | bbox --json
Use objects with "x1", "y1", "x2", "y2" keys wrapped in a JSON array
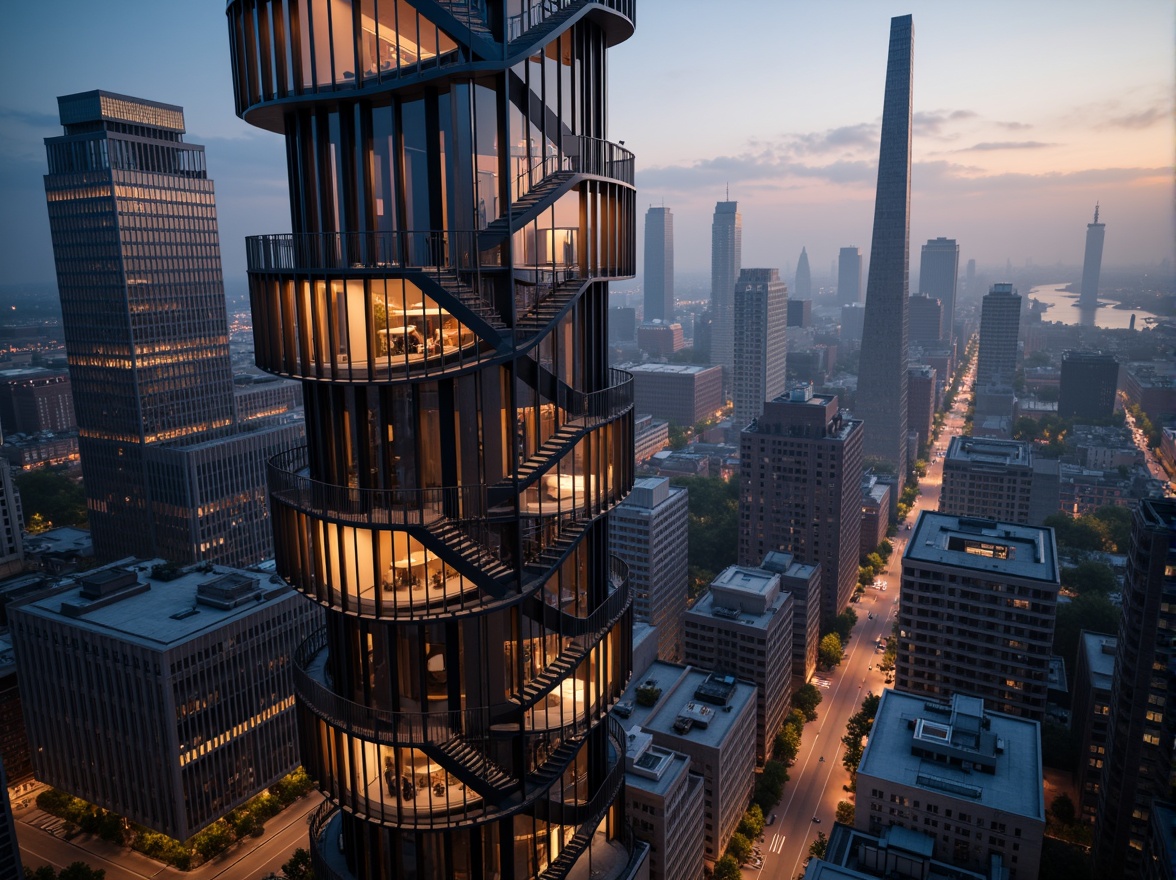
[{"x1": 768, "y1": 832, "x2": 786, "y2": 854}]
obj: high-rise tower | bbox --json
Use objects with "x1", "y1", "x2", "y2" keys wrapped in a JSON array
[
  {"x1": 977, "y1": 283, "x2": 1021, "y2": 387},
  {"x1": 43, "y1": 91, "x2": 302, "y2": 566},
  {"x1": 710, "y1": 201, "x2": 742, "y2": 386},
  {"x1": 838, "y1": 247, "x2": 862, "y2": 305},
  {"x1": 1079, "y1": 204, "x2": 1106, "y2": 310},
  {"x1": 732, "y1": 269, "x2": 787, "y2": 431},
  {"x1": 227, "y1": 3, "x2": 639, "y2": 879},
  {"x1": 918, "y1": 237, "x2": 959, "y2": 343},
  {"x1": 794, "y1": 247, "x2": 812, "y2": 300},
  {"x1": 856, "y1": 15, "x2": 913, "y2": 475},
  {"x1": 644, "y1": 206, "x2": 674, "y2": 323}
]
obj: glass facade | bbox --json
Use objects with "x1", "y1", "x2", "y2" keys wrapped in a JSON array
[{"x1": 227, "y1": 2, "x2": 637, "y2": 878}]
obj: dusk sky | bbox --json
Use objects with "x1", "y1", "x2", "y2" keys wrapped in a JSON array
[{"x1": 2, "y1": 1, "x2": 1172, "y2": 292}]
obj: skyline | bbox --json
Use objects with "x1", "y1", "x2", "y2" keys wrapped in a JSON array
[{"x1": 1, "y1": 1, "x2": 1173, "y2": 291}]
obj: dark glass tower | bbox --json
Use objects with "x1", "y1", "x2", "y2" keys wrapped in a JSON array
[
  {"x1": 710, "y1": 200, "x2": 742, "y2": 386},
  {"x1": 226, "y1": 3, "x2": 637, "y2": 879},
  {"x1": 856, "y1": 15, "x2": 913, "y2": 475},
  {"x1": 918, "y1": 237, "x2": 958, "y2": 344},
  {"x1": 43, "y1": 92, "x2": 236, "y2": 558},
  {"x1": 643, "y1": 206, "x2": 673, "y2": 323}
]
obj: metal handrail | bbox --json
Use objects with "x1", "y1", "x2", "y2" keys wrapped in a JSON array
[
  {"x1": 507, "y1": 0, "x2": 636, "y2": 45},
  {"x1": 245, "y1": 229, "x2": 494, "y2": 274}
]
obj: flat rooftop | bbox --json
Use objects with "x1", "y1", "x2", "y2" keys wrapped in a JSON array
[
  {"x1": 946, "y1": 435, "x2": 1032, "y2": 468},
  {"x1": 13, "y1": 557, "x2": 294, "y2": 649},
  {"x1": 688, "y1": 587, "x2": 788, "y2": 631},
  {"x1": 857, "y1": 689, "x2": 1044, "y2": 821},
  {"x1": 905, "y1": 511, "x2": 1059, "y2": 585},
  {"x1": 623, "y1": 363, "x2": 720, "y2": 377},
  {"x1": 1081, "y1": 632, "x2": 1117, "y2": 691}
]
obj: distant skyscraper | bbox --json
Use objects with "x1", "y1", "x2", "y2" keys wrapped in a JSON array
[
  {"x1": 43, "y1": 91, "x2": 301, "y2": 566},
  {"x1": 838, "y1": 247, "x2": 863, "y2": 305},
  {"x1": 644, "y1": 206, "x2": 674, "y2": 322},
  {"x1": 1094, "y1": 499, "x2": 1176, "y2": 879},
  {"x1": 919, "y1": 237, "x2": 959, "y2": 342},
  {"x1": 732, "y1": 269, "x2": 788, "y2": 430},
  {"x1": 794, "y1": 247, "x2": 812, "y2": 300},
  {"x1": 977, "y1": 283, "x2": 1022, "y2": 387},
  {"x1": 856, "y1": 15, "x2": 913, "y2": 475},
  {"x1": 1080, "y1": 204, "x2": 1106, "y2": 310},
  {"x1": 711, "y1": 201, "x2": 742, "y2": 385},
  {"x1": 907, "y1": 293, "x2": 943, "y2": 346}
]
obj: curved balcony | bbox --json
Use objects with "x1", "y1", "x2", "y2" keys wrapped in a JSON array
[{"x1": 227, "y1": 0, "x2": 636, "y2": 131}]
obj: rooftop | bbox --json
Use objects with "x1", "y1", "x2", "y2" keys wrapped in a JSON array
[
  {"x1": 857, "y1": 690, "x2": 1044, "y2": 821},
  {"x1": 946, "y1": 436, "x2": 1032, "y2": 468},
  {"x1": 1079, "y1": 632, "x2": 1116, "y2": 691},
  {"x1": 12, "y1": 557, "x2": 295, "y2": 648},
  {"x1": 904, "y1": 511, "x2": 1059, "y2": 585},
  {"x1": 623, "y1": 362, "x2": 721, "y2": 377}
]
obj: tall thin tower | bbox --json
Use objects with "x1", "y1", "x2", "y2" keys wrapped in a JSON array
[
  {"x1": 644, "y1": 206, "x2": 674, "y2": 322},
  {"x1": 794, "y1": 248, "x2": 812, "y2": 300},
  {"x1": 838, "y1": 247, "x2": 862, "y2": 305},
  {"x1": 732, "y1": 268, "x2": 788, "y2": 430},
  {"x1": 1079, "y1": 204, "x2": 1106, "y2": 309},
  {"x1": 711, "y1": 200, "x2": 742, "y2": 386},
  {"x1": 856, "y1": 15, "x2": 914, "y2": 475},
  {"x1": 918, "y1": 237, "x2": 959, "y2": 344},
  {"x1": 227, "y1": 3, "x2": 638, "y2": 878}
]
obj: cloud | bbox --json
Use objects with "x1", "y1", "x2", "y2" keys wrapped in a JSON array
[
  {"x1": 954, "y1": 141, "x2": 1057, "y2": 152},
  {"x1": 1103, "y1": 106, "x2": 1168, "y2": 130},
  {"x1": 0, "y1": 106, "x2": 60, "y2": 129},
  {"x1": 913, "y1": 109, "x2": 977, "y2": 138},
  {"x1": 996, "y1": 121, "x2": 1033, "y2": 131}
]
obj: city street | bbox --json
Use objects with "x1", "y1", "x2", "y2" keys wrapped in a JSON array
[
  {"x1": 755, "y1": 351, "x2": 975, "y2": 879},
  {"x1": 16, "y1": 790, "x2": 324, "y2": 880}
]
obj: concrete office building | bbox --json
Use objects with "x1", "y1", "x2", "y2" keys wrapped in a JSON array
[
  {"x1": 787, "y1": 298, "x2": 812, "y2": 328},
  {"x1": 739, "y1": 385, "x2": 864, "y2": 622},
  {"x1": 43, "y1": 92, "x2": 300, "y2": 567},
  {"x1": 633, "y1": 414, "x2": 670, "y2": 464},
  {"x1": 908, "y1": 293, "x2": 943, "y2": 346},
  {"x1": 710, "y1": 201, "x2": 742, "y2": 385},
  {"x1": 919, "y1": 237, "x2": 959, "y2": 343},
  {"x1": 644, "y1": 206, "x2": 674, "y2": 323},
  {"x1": 808, "y1": 822, "x2": 1006, "y2": 880},
  {"x1": 840, "y1": 303, "x2": 866, "y2": 346},
  {"x1": 0, "y1": 464, "x2": 23, "y2": 579},
  {"x1": 856, "y1": 690, "x2": 1045, "y2": 880},
  {"x1": 8, "y1": 559, "x2": 318, "y2": 839},
  {"x1": 0, "y1": 369, "x2": 75, "y2": 435},
  {"x1": 860, "y1": 474, "x2": 892, "y2": 557},
  {"x1": 614, "y1": 663, "x2": 757, "y2": 864},
  {"x1": 838, "y1": 247, "x2": 863, "y2": 305},
  {"x1": 1095, "y1": 499, "x2": 1176, "y2": 879},
  {"x1": 760, "y1": 550, "x2": 821, "y2": 687},
  {"x1": 732, "y1": 268, "x2": 788, "y2": 431},
  {"x1": 611, "y1": 477, "x2": 689, "y2": 662},
  {"x1": 1079, "y1": 205, "x2": 1106, "y2": 310},
  {"x1": 627, "y1": 363, "x2": 724, "y2": 426},
  {"x1": 228, "y1": 1, "x2": 642, "y2": 875},
  {"x1": 977, "y1": 283, "x2": 1021, "y2": 388},
  {"x1": 795, "y1": 247, "x2": 812, "y2": 300},
  {"x1": 939, "y1": 436, "x2": 1040, "y2": 525},
  {"x1": 1059, "y1": 351, "x2": 1119, "y2": 421},
  {"x1": 610, "y1": 306, "x2": 637, "y2": 342},
  {"x1": 1074, "y1": 632, "x2": 1116, "y2": 825},
  {"x1": 907, "y1": 365, "x2": 936, "y2": 454},
  {"x1": 856, "y1": 15, "x2": 914, "y2": 475},
  {"x1": 622, "y1": 727, "x2": 705, "y2": 880},
  {"x1": 897, "y1": 513, "x2": 1060, "y2": 721},
  {"x1": 684, "y1": 565, "x2": 794, "y2": 763},
  {"x1": 637, "y1": 320, "x2": 685, "y2": 357}
]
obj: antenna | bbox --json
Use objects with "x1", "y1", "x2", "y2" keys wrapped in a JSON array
[{"x1": 1094, "y1": 202, "x2": 1100, "y2": 223}]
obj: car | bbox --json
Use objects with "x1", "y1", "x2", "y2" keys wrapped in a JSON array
[
  {"x1": 768, "y1": 813, "x2": 777, "y2": 825},
  {"x1": 868, "y1": 612, "x2": 874, "y2": 619},
  {"x1": 812, "y1": 816, "x2": 821, "y2": 823}
]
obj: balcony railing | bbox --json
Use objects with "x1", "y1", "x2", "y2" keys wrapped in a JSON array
[
  {"x1": 507, "y1": 0, "x2": 636, "y2": 46},
  {"x1": 246, "y1": 229, "x2": 496, "y2": 275}
]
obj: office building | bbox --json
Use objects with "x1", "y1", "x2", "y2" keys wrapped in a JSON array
[
  {"x1": 1059, "y1": 351, "x2": 1119, "y2": 421},
  {"x1": 0, "y1": 369, "x2": 75, "y2": 435},
  {"x1": 897, "y1": 513, "x2": 1060, "y2": 721},
  {"x1": 795, "y1": 247, "x2": 812, "y2": 300},
  {"x1": 1144, "y1": 803, "x2": 1176, "y2": 880},
  {"x1": 0, "y1": 758, "x2": 21, "y2": 879},
  {"x1": 9, "y1": 559, "x2": 317, "y2": 840},
  {"x1": 807, "y1": 823, "x2": 1007, "y2": 880},
  {"x1": 614, "y1": 663, "x2": 756, "y2": 863},
  {"x1": 860, "y1": 474, "x2": 892, "y2": 557},
  {"x1": 838, "y1": 247, "x2": 863, "y2": 305},
  {"x1": 1122, "y1": 361, "x2": 1176, "y2": 425},
  {"x1": 939, "y1": 436, "x2": 1040, "y2": 525},
  {"x1": 622, "y1": 728, "x2": 705, "y2": 880},
  {"x1": 908, "y1": 293, "x2": 943, "y2": 346},
  {"x1": 760, "y1": 550, "x2": 821, "y2": 687},
  {"x1": 645, "y1": 206, "x2": 674, "y2": 322},
  {"x1": 710, "y1": 201, "x2": 742, "y2": 386},
  {"x1": 611, "y1": 477, "x2": 689, "y2": 662},
  {"x1": 787, "y1": 298, "x2": 811, "y2": 328},
  {"x1": 976, "y1": 283, "x2": 1021, "y2": 387},
  {"x1": 634, "y1": 414, "x2": 670, "y2": 464},
  {"x1": 637, "y1": 320, "x2": 685, "y2": 357},
  {"x1": 610, "y1": 306, "x2": 637, "y2": 343},
  {"x1": 684, "y1": 565, "x2": 794, "y2": 763},
  {"x1": 0, "y1": 464, "x2": 22, "y2": 579},
  {"x1": 43, "y1": 91, "x2": 300, "y2": 567},
  {"x1": 855, "y1": 690, "x2": 1045, "y2": 880},
  {"x1": 907, "y1": 365, "x2": 936, "y2": 454},
  {"x1": 1079, "y1": 205, "x2": 1106, "y2": 310},
  {"x1": 856, "y1": 16, "x2": 914, "y2": 475},
  {"x1": 1074, "y1": 632, "x2": 1116, "y2": 825},
  {"x1": 840, "y1": 303, "x2": 866, "y2": 345},
  {"x1": 1094, "y1": 499, "x2": 1176, "y2": 879},
  {"x1": 627, "y1": 363, "x2": 724, "y2": 427},
  {"x1": 739, "y1": 385, "x2": 864, "y2": 622},
  {"x1": 732, "y1": 268, "x2": 788, "y2": 431},
  {"x1": 228, "y1": 2, "x2": 640, "y2": 877},
  {"x1": 0, "y1": 631, "x2": 30, "y2": 785},
  {"x1": 919, "y1": 237, "x2": 959, "y2": 343}
]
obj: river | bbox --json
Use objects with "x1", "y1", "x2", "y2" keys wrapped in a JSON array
[{"x1": 1027, "y1": 283, "x2": 1164, "y2": 330}]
